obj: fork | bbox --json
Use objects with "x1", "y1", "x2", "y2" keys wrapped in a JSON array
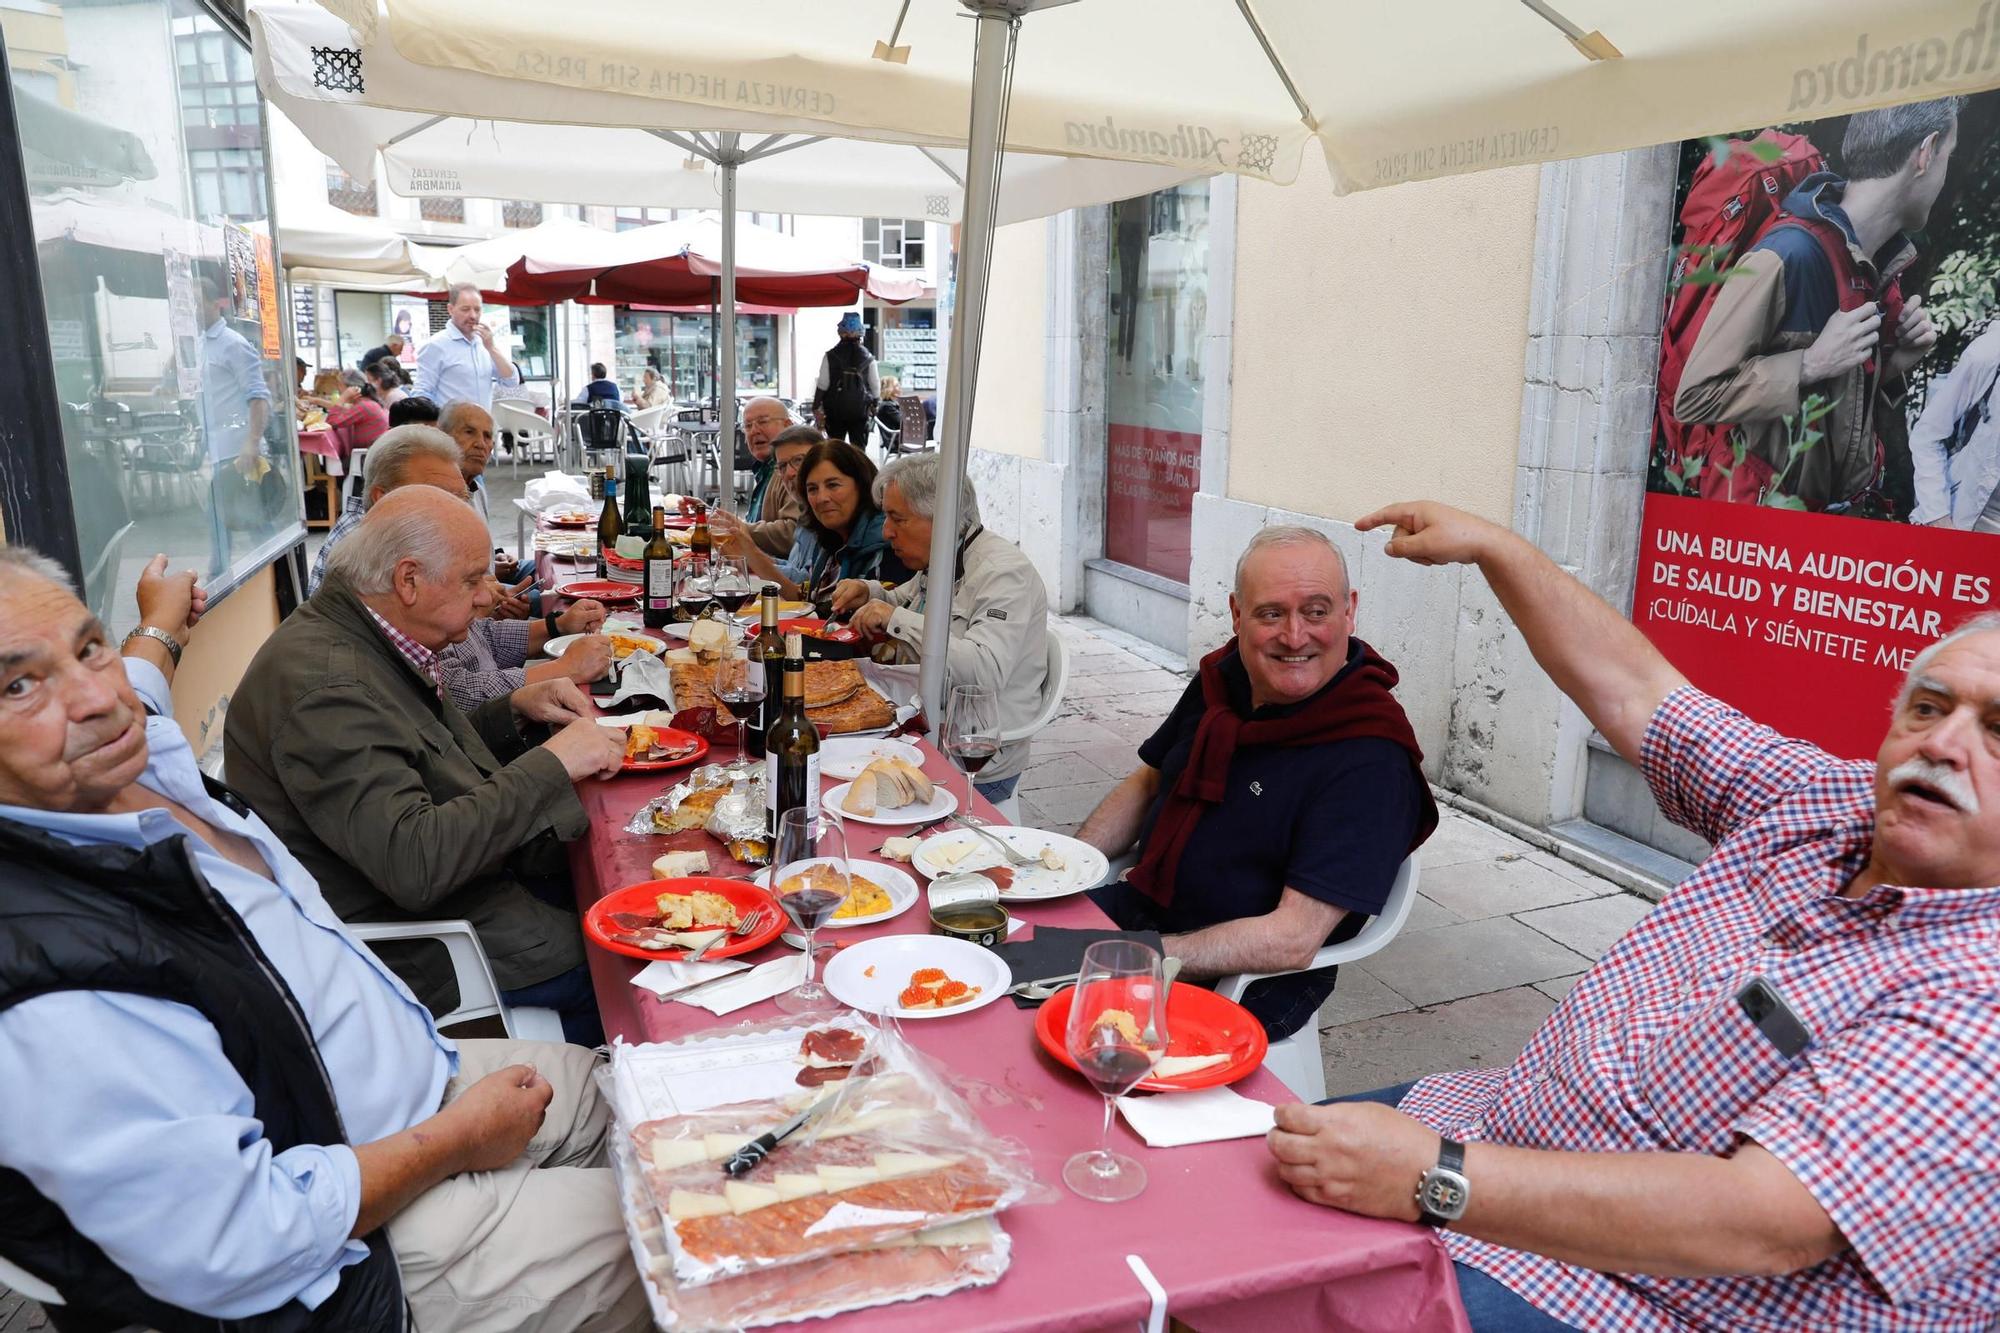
[
  {"x1": 947, "y1": 813, "x2": 1041, "y2": 868},
  {"x1": 686, "y1": 908, "x2": 765, "y2": 962}
]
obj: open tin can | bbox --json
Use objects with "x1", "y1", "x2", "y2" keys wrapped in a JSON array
[{"x1": 928, "y1": 872, "x2": 1011, "y2": 948}]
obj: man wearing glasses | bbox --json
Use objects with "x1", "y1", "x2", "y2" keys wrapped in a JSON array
[{"x1": 721, "y1": 407, "x2": 815, "y2": 558}]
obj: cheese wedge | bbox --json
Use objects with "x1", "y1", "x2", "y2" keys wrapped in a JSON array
[
  {"x1": 652, "y1": 849, "x2": 711, "y2": 880},
  {"x1": 704, "y1": 1132, "x2": 749, "y2": 1161},
  {"x1": 723, "y1": 1180, "x2": 783, "y2": 1215},
  {"x1": 873, "y1": 1152, "x2": 955, "y2": 1180},
  {"x1": 663, "y1": 647, "x2": 699, "y2": 665},
  {"x1": 934, "y1": 840, "x2": 972, "y2": 867},
  {"x1": 816, "y1": 1163, "x2": 882, "y2": 1191},
  {"x1": 773, "y1": 1171, "x2": 826, "y2": 1201},
  {"x1": 650, "y1": 1138, "x2": 708, "y2": 1171},
  {"x1": 667, "y1": 1189, "x2": 731, "y2": 1221},
  {"x1": 1153, "y1": 1053, "x2": 1231, "y2": 1079},
  {"x1": 879, "y1": 836, "x2": 919, "y2": 862}
]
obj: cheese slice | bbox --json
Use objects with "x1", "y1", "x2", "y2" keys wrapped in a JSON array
[
  {"x1": 650, "y1": 1138, "x2": 708, "y2": 1171},
  {"x1": 773, "y1": 1171, "x2": 826, "y2": 1201},
  {"x1": 723, "y1": 1180, "x2": 783, "y2": 1215},
  {"x1": 663, "y1": 647, "x2": 699, "y2": 665},
  {"x1": 873, "y1": 1152, "x2": 955, "y2": 1181},
  {"x1": 652, "y1": 849, "x2": 711, "y2": 879},
  {"x1": 704, "y1": 1132, "x2": 750, "y2": 1161},
  {"x1": 816, "y1": 1163, "x2": 882, "y2": 1191},
  {"x1": 661, "y1": 928, "x2": 726, "y2": 951},
  {"x1": 934, "y1": 840, "x2": 972, "y2": 867},
  {"x1": 821, "y1": 1105, "x2": 921, "y2": 1139},
  {"x1": 1153, "y1": 1053, "x2": 1231, "y2": 1079},
  {"x1": 667, "y1": 1189, "x2": 732, "y2": 1221}
]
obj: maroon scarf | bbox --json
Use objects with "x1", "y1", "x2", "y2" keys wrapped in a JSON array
[{"x1": 1127, "y1": 637, "x2": 1438, "y2": 907}]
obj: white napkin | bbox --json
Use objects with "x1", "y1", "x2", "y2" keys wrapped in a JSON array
[
  {"x1": 630, "y1": 956, "x2": 750, "y2": 998},
  {"x1": 602, "y1": 614, "x2": 643, "y2": 634},
  {"x1": 609, "y1": 653, "x2": 677, "y2": 710},
  {"x1": 672, "y1": 955, "x2": 808, "y2": 1016},
  {"x1": 1115, "y1": 1086, "x2": 1277, "y2": 1147}
]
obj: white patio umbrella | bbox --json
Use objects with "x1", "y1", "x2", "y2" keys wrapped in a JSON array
[
  {"x1": 307, "y1": 0, "x2": 2000, "y2": 720},
  {"x1": 266, "y1": 196, "x2": 437, "y2": 290}
]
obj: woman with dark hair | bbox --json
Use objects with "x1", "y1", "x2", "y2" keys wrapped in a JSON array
[
  {"x1": 323, "y1": 370, "x2": 388, "y2": 464},
  {"x1": 387, "y1": 395, "x2": 440, "y2": 428},
  {"x1": 722, "y1": 439, "x2": 909, "y2": 598},
  {"x1": 365, "y1": 357, "x2": 408, "y2": 408}
]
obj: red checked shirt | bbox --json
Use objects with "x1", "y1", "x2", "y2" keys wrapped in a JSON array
[
  {"x1": 1399, "y1": 687, "x2": 2000, "y2": 1332},
  {"x1": 364, "y1": 605, "x2": 445, "y2": 703}
]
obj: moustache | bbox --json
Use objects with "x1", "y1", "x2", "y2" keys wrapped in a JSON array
[{"x1": 1886, "y1": 757, "x2": 1980, "y2": 816}]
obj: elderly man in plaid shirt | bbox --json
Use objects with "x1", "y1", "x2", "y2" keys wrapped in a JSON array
[{"x1": 1267, "y1": 499, "x2": 2000, "y2": 1332}]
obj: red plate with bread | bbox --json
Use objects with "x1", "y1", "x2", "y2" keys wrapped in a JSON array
[{"x1": 584, "y1": 877, "x2": 784, "y2": 962}]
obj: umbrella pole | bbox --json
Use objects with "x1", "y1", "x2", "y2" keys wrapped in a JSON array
[
  {"x1": 718, "y1": 135, "x2": 739, "y2": 514},
  {"x1": 917, "y1": 1, "x2": 1028, "y2": 725}
]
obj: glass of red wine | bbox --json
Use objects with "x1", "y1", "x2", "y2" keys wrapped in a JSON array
[
  {"x1": 677, "y1": 559, "x2": 714, "y2": 625},
  {"x1": 772, "y1": 807, "x2": 846, "y2": 1014},
  {"x1": 943, "y1": 684, "x2": 1000, "y2": 825},
  {"x1": 1063, "y1": 939, "x2": 1168, "y2": 1203},
  {"x1": 709, "y1": 552, "x2": 757, "y2": 620},
  {"x1": 712, "y1": 650, "x2": 766, "y2": 777}
]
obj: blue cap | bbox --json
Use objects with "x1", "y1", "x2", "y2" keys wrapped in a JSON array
[{"x1": 837, "y1": 312, "x2": 862, "y2": 333}]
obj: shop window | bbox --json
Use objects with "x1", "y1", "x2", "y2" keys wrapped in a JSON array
[
  {"x1": 420, "y1": 195, "x2": 465, "y2": 224},
  {"x1": 326, "y1": 158, "x2": 378, "y2": 215},
  {"x1": 13, "y1": 0, "x2": 303, "y2": 631},
  {"x1": 863, "y1": 217, "x2": 925, "y2": 269},
  {"x1": 503, "y1": 199, "x2": 543, "y2": 228}
]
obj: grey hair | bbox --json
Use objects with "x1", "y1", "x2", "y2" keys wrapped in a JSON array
[
  {"x1": 362, "y1": 425, "x2": 462, "y2": 510},
  {"x1": 874, "y1": 453, "x2": 980, "y2": 538},
  {"x1": 436, "y1": 399, "x2": 489, "y2": 438},
  {"x1": 328, "y1": 491, "x2": 463, "y2": 596},
  {"x1": 447, "y1": 281, "x2": 483, "y2": 307},
  {"x1": 1899, "y1": 611, "x2": 2000, "y2": 706},
  {"x1": 1233, "y1": 525, "x2": 1349, "y2": 597},
  {"x1": 0, "y1": 545, "x2": 77, "y2": 596},
  {"x1": 1843, "y1": 97, "x2": 1961, "y2": 180}
]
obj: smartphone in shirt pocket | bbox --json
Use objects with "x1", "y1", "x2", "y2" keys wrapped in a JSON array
[{"x1": 1638, "y1": 975, "x2": 1813, "y2": 1152}]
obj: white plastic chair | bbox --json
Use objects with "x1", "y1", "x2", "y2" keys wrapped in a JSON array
[
  {"x1": 494, "y1": 401, "x2": 559, "y2": 478},
  {"x1": 1217, "y1": 854, "x2": 1422, "y2": 1102},
  {"x1": 347, "y1": 919, "x2": 565, "y2": 1041},
  {"x1": 987, "y1": 630, "x2": 1070, "y2": 823},
  {"x1": 342, "y1": 444, "x2": 370, "y2": 505},
  {"x1": 0, "y1": 1255, "x2": 61, "y2": 1308}
]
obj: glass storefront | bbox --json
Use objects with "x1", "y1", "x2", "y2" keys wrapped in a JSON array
[
  {"x1": 613, "y1": 307, "x2": 777, "y2": 403},
  {"x1": 1104, "y1": 182, "x2": 1209, "y2": 584},
  {"x1": 10, "y1": 0, "x2": 299, "y2": 630}
]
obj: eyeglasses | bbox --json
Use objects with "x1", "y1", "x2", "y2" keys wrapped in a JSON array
[
  {"x1": 745, "y1": 415, "x2": 789, "y2": 430},
  {"x1": 778, "y1": 455, "x2": 807, "y2": 473}
]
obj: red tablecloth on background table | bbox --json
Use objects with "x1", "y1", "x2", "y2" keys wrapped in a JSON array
[
  {"x1": 567, "y1": 693, "x2": 1469, "y2": 1332},
  {"x1": 297, "y1": 427, "x2": 342, "y2": 471}
]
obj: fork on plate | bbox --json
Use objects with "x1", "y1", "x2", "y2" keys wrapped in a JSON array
[
  {"x1": 947, "y1": 813, "x2": 1041, "y2": 868},
  {"x1": 685, "y1": 908, "x2": 765, "y2": 962}
]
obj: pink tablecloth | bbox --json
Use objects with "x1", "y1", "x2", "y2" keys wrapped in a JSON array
[
  {"x1": 568, "y1": 722, "x2": 1469, "y2": 1333},
  {"x1": 297, "y1": 427, "x2": 344, "y2": 473}
]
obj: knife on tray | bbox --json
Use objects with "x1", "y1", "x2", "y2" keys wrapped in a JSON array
[{"x1": 721, "y1": 1092, "x2": 838, "y2": 1177}]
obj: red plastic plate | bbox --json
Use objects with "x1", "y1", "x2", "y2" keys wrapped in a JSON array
[
  {"x1": 1035, "y1": 981, "x2": 1269, "y2": 1092},
  {"x1": 584, "y1": 877, "x2": 785, "y2": 963},
  {"x1": 618, "y1": 729, "x2": 708, "y2": 773},
  {"x1": 556, "y1": 579, "x2": 643, "y2": 604},
  {"x1": 779, "y1": 616, "x2": 862, "y2": 644}
]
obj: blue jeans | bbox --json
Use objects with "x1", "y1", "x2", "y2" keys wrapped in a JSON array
[
  {"x1": 501, "y1": 962, "x2": 604, "y2": 1047},
  {"x1": 1329, "y1": 1082, "x2": 1582, "y2": 1333},
  {"x1": 975, "y1": 773, "x2": 1021, "y2": 803}
]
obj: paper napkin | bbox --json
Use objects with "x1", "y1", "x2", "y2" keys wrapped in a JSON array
[
  {"x1": 630, "y1": 956, "x2": 750, "y2": 998},
  {"x1": 672, "y1": 955, "x2": 808, "y2": 1016},
  {"x1": 1115, "y1": 1085, "x2": 1278, "y2": 1148}
]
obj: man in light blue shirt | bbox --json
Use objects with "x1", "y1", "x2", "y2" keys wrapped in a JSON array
[
  {"x1": 414, "y1": 283, "x2": 522, "y2": 412},
  {"x1": 196, "y1": 276, "x2": 276, "y2": 576},
  {"x1": 0, "y1": 550, "x2": 644, "y2": 1332}
]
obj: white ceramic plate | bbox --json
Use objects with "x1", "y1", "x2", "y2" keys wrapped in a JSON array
[
  {"x1": 661, "y1": 617, "x2": 752, "y2": 640},
  {"x1": 593, "y1": 709, "x2": 676, "y2": 730},
  {"x1": 820, "y1": 736, "x2": 928, "y2": 782},
  {"x1": 910, "y1": 826, "x2": 1111, "y2": 902},
  {"x1": 754, "y1": 857, "x2": 919, "y2": 929},
  {"x1": 541, "y1": 631, "x2": 666, "y2": 660},
  {"x1": 822, "y1": 935, "x2": 1011, "y2": 1019},
  {"x1": 821, "y1": 779, "x2": 958, "y2": 827}
]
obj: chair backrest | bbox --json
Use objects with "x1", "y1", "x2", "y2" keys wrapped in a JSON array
[
  {"x1": 344, "y1": 445, "x2": 370, "y2": 503},
  {"x1": 995, "y1": 629, "x2": 1069, "y2": 744},
  {"x1": 494, "y1": 400, "x2": 547, "y2": 437},
  {"x1": 0, "y1": 1253, "x2": 62, "y2": 1306},
  {"x1": 1214, "y1": 852, "x2": 1421, "y2": 1002},
  {"x1": 630, "y1": 403, "x2": 668, "y2": 436}
]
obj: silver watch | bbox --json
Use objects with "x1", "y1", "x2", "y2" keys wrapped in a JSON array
[
  {"x1": 1416, "y1": 1137, "x2": 1469, "y2": 1226},
  {"x1": 123, "y1": 625, "x2": 183, "y2": 667}
]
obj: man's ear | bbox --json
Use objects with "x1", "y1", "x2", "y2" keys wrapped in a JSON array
[{"x1": 1916, "y1": 130, "x2": 1941, "y2": 176}]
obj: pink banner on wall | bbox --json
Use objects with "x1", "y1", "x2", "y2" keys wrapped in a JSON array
[{"x1": 1105, "y1": 421, "x2": 1199, "y2": 582}]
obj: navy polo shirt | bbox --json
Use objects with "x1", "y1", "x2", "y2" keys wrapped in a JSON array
[{"x1": 1091, "y1": 641, "x2": 1424, "y2": 1038}]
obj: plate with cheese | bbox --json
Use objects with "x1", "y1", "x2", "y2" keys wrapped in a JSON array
[{"x1": 909, "y1": 827, "x2": 1108, "y2": 902}]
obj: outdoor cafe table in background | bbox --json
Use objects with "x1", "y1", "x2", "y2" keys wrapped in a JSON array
[
  {"x1": 567, "y1": 711, "x2": 1470, "y2": 1331},
  {"x1": 297, "y1": 427, "x2": 342, "y2": 533}
]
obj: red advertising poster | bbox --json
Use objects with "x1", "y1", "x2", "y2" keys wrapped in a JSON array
[
  {"x1": 1105, "y1": 422, "x2": 1198, "y2": 580},
  {"x1": 1640, "y1": 93, "x2": 2000, "y2": 756}
]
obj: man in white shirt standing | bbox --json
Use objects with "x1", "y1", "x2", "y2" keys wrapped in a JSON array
[
  {"x1": 415, "y1": 284, "x2": 522, "y2": 413},
  {"x1": 196, "y1": 275, "x2": 275, "y2": 577}
]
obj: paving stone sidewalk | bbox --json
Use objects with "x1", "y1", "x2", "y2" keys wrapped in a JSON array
[{"x1": 1023, "y1": 614, "x2": 1658, "y2": 1098}]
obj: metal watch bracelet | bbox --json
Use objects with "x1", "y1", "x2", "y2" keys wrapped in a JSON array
[{"x1": 122, "y1": 625, "x2": 183, "y2": 667}]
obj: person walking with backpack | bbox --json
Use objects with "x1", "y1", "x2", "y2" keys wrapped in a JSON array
[
  {"x1": 1667, "y1": 101, "x2": 1956, "y2": 515},
  {"x1": 1909, "y1": 322, "x2": 2000, "y2": 530},
  {"x1": 813, "y1": 311, "x2": 880, "y2": 449}
]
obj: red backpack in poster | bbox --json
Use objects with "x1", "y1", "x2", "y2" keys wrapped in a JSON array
[{"x1": 1655, "y1": 130, "x2": 1826, "y2": 502}]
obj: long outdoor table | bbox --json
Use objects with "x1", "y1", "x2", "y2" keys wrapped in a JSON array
[{"x1": 564, "y1": 698, "x2": 1470, "y2": 1332}]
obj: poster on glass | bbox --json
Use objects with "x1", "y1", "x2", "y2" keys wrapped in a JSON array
[{"x1": 1637, "y1": 91, "x2": 2000, "y2": 759}]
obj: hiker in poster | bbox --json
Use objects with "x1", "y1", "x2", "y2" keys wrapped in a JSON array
[
  {"x1": 1668, "y1": 100, "x2": 1958, "y2": 514},
  {"x1": 1910, "y1": 321, "x2": 2000, "y2": 529}
]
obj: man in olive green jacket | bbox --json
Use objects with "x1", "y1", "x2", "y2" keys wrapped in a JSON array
[{"x1": 225, "y1": 488, "x2": 624, "y2": 1041}]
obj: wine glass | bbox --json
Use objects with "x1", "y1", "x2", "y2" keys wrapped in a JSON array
[
  {"x1": 676, "y1": 559, "x2": 714, "y2": 625},
  {"x1": 713, "y1": 650, "x2": 766, "y2": 776},
  {"x1": 1063, "y1": 939, "x2": 1168, "y2": 1203},
  {"x1": 771, "y1": 807, "x2": 846, "y2": 1014},
  {"x1": 709, "y1": 552, "x2": 756, "y2": 621},
  {"x1": 943, "y1": 684, "x2": 1000, "y2": 825}
]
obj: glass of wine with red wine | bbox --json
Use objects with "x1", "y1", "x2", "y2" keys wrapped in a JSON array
[
  {"x1": 676, "y1": 559, "x2": 715, "y2": 625},
  {"x1": 771, "y1": 807, "x2": 846, "y2": 1014},
  {"x1": 943, "y1": 684, "x2": 1000, "y2": 825},
  {"x1": 709, "y1": 552, "x2": 757, "y2": 621},
  {"x1": 1063, "y1": 939, "x2": 1168, "y2": 1202},
  {"x1": 712, "y1": 649, "x2": 766, "y2": 776}
]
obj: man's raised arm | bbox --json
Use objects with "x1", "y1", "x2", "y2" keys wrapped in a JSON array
[{"x1": 1355, "y1": 501, "x2": 1685, "y2": 767}]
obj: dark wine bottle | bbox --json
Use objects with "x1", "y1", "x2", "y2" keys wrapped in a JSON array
[
  {"x1": 595, "y1": 468, "x2": 621, "y2": 580},
  {"x1": 765, "y1": 631, "x2": 820, "y2": 838},
  {"x1": 642, "y1": 505, "x2": 674, "y2": 630},
  {"x1": 744, "y1": 584, "x2": 784, "y2": 761},
  {"x1": 689, "y1": 505, "x2": 713, "y2": 564},
  {"x1": 622, "y1": 451, "x2": 653, "y2": 536}
]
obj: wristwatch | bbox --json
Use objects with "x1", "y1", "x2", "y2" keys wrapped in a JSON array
[
  {"x1": 1415, "y1": 1138, "x2": 1470, "y2": 1227},
  {"x1": 122, "y1": 625, "x2": 183, "y2": 667}
]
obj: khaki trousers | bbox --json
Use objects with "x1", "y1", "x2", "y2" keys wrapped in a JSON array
[{"x1": 386, "y1": 1039, "x2": 651, "y2": 1333}]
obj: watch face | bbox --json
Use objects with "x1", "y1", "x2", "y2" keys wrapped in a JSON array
[{"x1": 1422, "y1": 1169, "x2": 1469, "y2": 1219}]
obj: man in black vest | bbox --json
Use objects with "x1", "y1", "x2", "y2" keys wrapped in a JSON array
[
  {"x1": 811, "y1": 311, "x2": 880, "y2": 449},
  {"x1": 0, "y1": 549, "x2": 644, "y2": 1332}
]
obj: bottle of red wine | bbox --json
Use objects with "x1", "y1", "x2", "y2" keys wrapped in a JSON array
[
  {"x1": 744, "y1": 584, "x2": 783, "y2": 761},
  {"x1": 765, "y1": 631, "x2": 820, "y2": 838},
  {"x1": 642, "y1": 505, "x2": 674, "y2": 630}
]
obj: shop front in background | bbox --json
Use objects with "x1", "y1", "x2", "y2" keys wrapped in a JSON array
[
  {"x1": 328, "y1": 291, "x2": 551, "y2": 393},
  {"x1": 614, "y1": 306, "x2": 778, "y2": 404},
  {"x1": 7, "y1": 0, "x2": 301, "y2": 636}
]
